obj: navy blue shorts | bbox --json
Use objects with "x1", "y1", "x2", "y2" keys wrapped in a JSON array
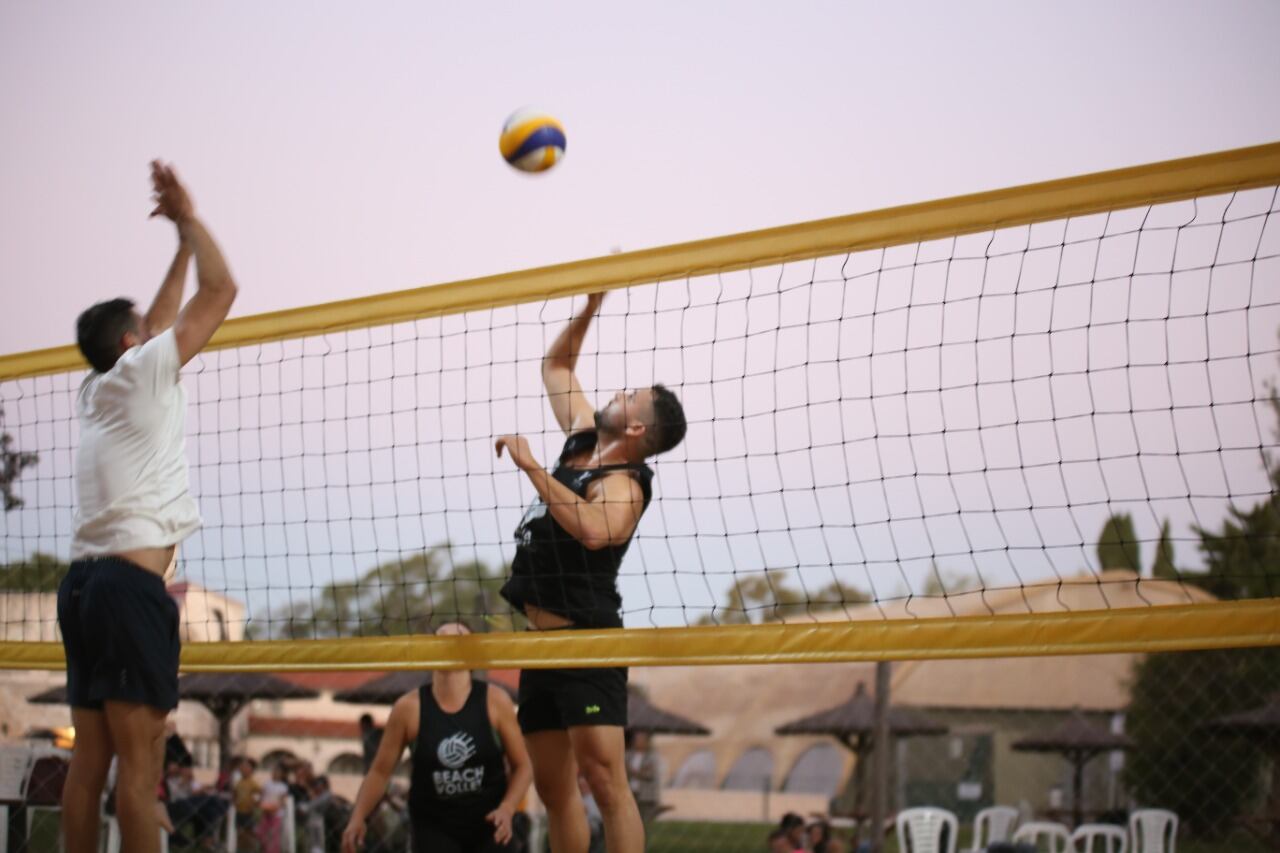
[{"x1": 57, "y1": 557, "x2": 180, "y2": 712}]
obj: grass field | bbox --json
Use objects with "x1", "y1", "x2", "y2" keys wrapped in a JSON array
[
  {"x1": 647, "y1": 820, "x2": 1273, "y2": 853},
  {"x1": 21, "y1": 812, "x2": 1275, "y2": 852}
]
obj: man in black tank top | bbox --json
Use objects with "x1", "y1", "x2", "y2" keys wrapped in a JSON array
[
  {"x1": 341, "y1": 624, "x2": 532, "y2": 853},
  {"x1": 495, "y1": 293, "x2": 688, "y2": 853}
]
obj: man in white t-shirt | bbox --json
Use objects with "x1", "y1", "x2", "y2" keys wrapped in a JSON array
[{"x1": 56, "y1": 161, "x2": 238, "y2": 853}]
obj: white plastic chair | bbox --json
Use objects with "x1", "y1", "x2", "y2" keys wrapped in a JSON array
[
  {"x1": 1129, "y1": 808, "x2": 1177, "y2": 853},
  {"x1": 895, "y1": 806, "x2": 959, "y2": 853},
  {"x1": 1012, "y1": 820, "x2": 1072, "y2": 853},
  {"x1": 1071, "y1": 823, "x2": 1127, "y2": 853},
  {"x1": 966, "y1": 805, "x2": 1019, "y2": 851}
]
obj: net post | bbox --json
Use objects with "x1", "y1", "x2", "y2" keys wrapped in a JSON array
[{"x1": 871, "y1": 660, "x2": 891, "y2": 852}]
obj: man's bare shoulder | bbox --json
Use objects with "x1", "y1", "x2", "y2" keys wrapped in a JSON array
[{"x1": 585, "y1": 469, "x2": 646, "y2": 504}]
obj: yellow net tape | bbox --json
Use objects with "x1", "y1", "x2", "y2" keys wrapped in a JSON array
[{"x1": 0, "y1": 600, "x2": 1275, "y2": 671}]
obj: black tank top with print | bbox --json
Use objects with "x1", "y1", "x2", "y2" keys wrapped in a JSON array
[
  {"x1": 409, "y1": 680, "x2": 507, "y2": 836},
  {"x1": 500, "y1": 430, "x2": 653, "y2": 629}
]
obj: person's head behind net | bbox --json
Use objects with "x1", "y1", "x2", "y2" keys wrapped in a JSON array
[
  {"x1": 767, "y1": 827, "x2": 793, "y2": 853},
  {"x1": 434, "y1": 620, "x2": 475, "y2": 671},
  {"x1": 76, "y1": 298, "x2": 144, "y2": 373},
  {"x1": 595, "y1": 382, "x2": 687, "y2": 459},
  {"x1": 780, "y1": 812, "x2": 805, "y2": 845}
]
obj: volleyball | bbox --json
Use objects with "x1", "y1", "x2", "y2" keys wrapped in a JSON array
[{"x1": 499, "y1": 109, "x2": 566, "y2": 174}]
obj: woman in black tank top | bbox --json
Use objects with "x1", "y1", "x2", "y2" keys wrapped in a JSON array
[{"x1": 341, "y1": 624, "x2": 532, "y2": 853}]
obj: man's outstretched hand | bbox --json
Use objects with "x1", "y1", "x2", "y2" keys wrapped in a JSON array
[
  {"x1": 149, "y1": 160, "x2": 195, "y2": 224},
  {"x1": 496, "y1": 435, "x2": 538, "y2": 471}
]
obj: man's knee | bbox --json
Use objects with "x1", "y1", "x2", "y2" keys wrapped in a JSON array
[
  {"x1": 535, "y1": 769, "x2": 580, "y2": 812},
  {"x1": 117, "y1": 751, "x2": 162, "y2": 797},
  {"x1": 579, "y1": 757, "x2": 628, "y2": 811},
  {"x1": 106, "y1": 702, "x2": 166, "y2": 785}
]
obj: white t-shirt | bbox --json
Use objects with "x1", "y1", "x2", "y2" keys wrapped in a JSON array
[
  {"x1": 71, "y1": 328, "x2": 201, "y2": 558},
  {"x1": 261, "y1": 779, "x2": 289, "y2": 807}
]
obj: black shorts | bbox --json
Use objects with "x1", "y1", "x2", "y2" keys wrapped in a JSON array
[
  {"x1": 57, "y1": 557, "x2": 181, "y2": 712},
  {"x1": 517, "y1": 665, "x2": 628, "y2": 733},
  {"x1": 412, "y1": 821, "x2": 513, "y2": 853}
]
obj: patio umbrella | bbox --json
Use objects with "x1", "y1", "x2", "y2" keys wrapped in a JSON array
[
  {"x1": 775, "y1": 681, "x2": 947, "y2": 816},
  {"x1": 627, "y1": 690, "x2": 710, "y2": 736},
  {"x1": 338, "y1": 675, "x2": 705, "y2": 734},
  {"x1": 177, "y1": 673, "x2": 319, "y2": 767},
  {"x1": 1203, "y1": 692, "x2": 1280, "y2": 740},
  {"x1": 30, "y1": 674, "x2": 319, "y2": 767},
  {"x1": 1012, "y1": 706, "x2": 1132, "y2": 828},
  {"x1": 1202, "y1": 692, "x2": 1280, "y2": 845},
  {"x1": 27, "y1": 684, "x2": 66, "y2": 705},
  {"x1": 332, "y1": 672, "x2": 516, "y2": 704}
]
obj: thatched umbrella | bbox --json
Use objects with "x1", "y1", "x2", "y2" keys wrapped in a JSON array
[
  {"x1": 332, "y1": 672, "x2": 515, "y2": 704},
  {"x1": 27, "y1": 684, "x2": 67, "y2": 705},
  {"x1": 627, "y1": 691, "x2": 710, "y2": 736},
  {"x1": 1202, "y1": 693, "x2": 1280, "y2": 845},
  {"x1": 1012, "y1": 707, "x2": 1132, "y2": 828},
  {"x1": 775, "y1": 681, "x2": 947, "y2": 817},
  {"x1": 177, "y1": 673, "x2": 319, "y2": 767},
  {"x1": 337, "y1": 676, "x2": 706, "y2": 735},
  {"x1": 30, "y1": 674, "x2": 319, "y2": 767},
  {"x1": 1203, "y1": 692, "x2": 1280, "y2": 741}
]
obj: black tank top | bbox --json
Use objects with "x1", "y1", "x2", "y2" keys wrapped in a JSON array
[
  {"x1": 500, "y1": 430, "x2": 653, "y2": 629},
  {"x1": 409, "y1": 680, "x2": 507, "y2": 835}
]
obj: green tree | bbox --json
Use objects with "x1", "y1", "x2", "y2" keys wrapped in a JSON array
[
  {"x1": 0, "y1": 406, "x2": 38, "y2": 512},
  {"x1": 1097, "y1": 512, "x2": 1141, "y2": 572},
  {"x1": 259, "y1": 545, "x2": 512, "y2": 639},
  {"x1": 923, "y1": 563, "x2": 979, "y2": 596},
  {"x1": 1125, "y1": 644, "x2": 1278, "y2": 838},
  {"x1": 696, "y1": 571, "x2": 868, "y2": 625},
  {"x1": 1190, "y1": 482, "x2": 1280, "y2": 601},
  {"x1": 1125, "y1": 473, "x2": 1280, "y2": 835},
  {"x1": 1151, "y1": 519, "x2": 1177, "y2": 580},
  {"x1": 0, "y1": 552, "x2": 68, "y2": 592}
]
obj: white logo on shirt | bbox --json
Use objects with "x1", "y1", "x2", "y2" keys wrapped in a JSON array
[
  {"x1": 437, "y1": 731, "x2": 478, "y2": 769},
  {"x1": 516, "y1": 500, "x2": 547, "y2": 547}
]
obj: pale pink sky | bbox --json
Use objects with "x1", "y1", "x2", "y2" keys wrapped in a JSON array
[{"x1": 2, "y1": 1, "x2": 1279, "y2": 355}]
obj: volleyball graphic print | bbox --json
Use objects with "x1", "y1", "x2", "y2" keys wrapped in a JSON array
[
  {"x1": 500, "y1": 109, "x2": 566, "y2": 173},
  {"x1": 437, "y1": 730, "x2": 478, "y2": 769},
  {"x1": 433, "y1": 730, "x2": 484, "y2": 797}
]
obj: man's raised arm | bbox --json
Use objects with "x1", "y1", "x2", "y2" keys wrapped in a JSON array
[
  {"x1": 147, "y1": 161, "x2": 238, "y2": 366},
  {"x1": 141, "y1": 241, "x2": 192, "y2": 339},
  {"x1": 542, "y1": 292, "x2": 603, "y2": 434}
]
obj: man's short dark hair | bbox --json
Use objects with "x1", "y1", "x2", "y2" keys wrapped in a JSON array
[
  {"x1": 76, "y1": 298, "x2": 138, "y2": 373},
  {"x1": 646, "y1": 383, "x2": 687, "y2": 456},
  {"x1": 780, "y1": 812, "x2": 804, "y2": 831}
]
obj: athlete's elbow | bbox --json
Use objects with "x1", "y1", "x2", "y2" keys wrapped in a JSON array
[
  {"x1": 541, "y1": 358, "x2": 569, "y2": 382},
  {"x1": 578, "y1": 529, "x2": 616, "y2": 551},
  {"x1": 200, "y1": 276, "x2": 238, "y2": 307}
]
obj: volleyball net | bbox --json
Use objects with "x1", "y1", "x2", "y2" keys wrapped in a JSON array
[{"x1": 1, "y1": 142, "x2": 1279, "y2": 673}]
